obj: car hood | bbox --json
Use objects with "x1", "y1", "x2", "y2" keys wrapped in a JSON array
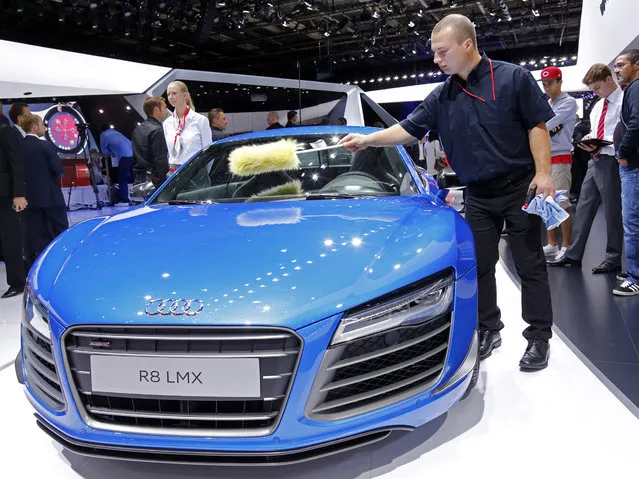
[{"x1": 44, "y1": 198, "x2": 473, "y2": 330}]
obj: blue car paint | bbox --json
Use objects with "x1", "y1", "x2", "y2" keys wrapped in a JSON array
[
  {"x1": 21, "y1": 126, "x2": 478, "y2": 455},
  {"x1": 28, "y1": 266, "x2": 476, "y2": 452}
]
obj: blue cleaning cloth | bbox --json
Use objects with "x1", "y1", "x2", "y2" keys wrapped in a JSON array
[{"x1": 522, "y1": 190, "x2": 569, "y2": 230}]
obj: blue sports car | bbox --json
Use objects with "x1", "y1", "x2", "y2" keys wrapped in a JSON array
[{"x1": 16, "y1": 126, "x2": 478, "y2": 465}]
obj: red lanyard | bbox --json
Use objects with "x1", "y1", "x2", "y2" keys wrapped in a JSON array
[
  {"x1": 456, "y1": 59, "x2": 496, "y2": 103},
  {"x1": 173, "y1": 107, "x2": 190, "y2": 146}
]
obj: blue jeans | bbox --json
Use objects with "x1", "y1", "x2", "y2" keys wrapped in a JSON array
[{"x1": 620, "y1": 165, "x2": 639, "y2": 282}]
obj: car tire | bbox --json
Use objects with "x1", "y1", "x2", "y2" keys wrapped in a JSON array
[{"x1": 461, "y1": 343, "x2": 480, "y2": 400}]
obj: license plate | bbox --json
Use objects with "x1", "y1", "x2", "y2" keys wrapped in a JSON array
[{"x1": 90, "y1": 355, "x2": 261, "y2": 398}]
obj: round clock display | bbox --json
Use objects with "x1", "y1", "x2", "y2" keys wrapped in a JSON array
[{"x1": 44, "y1": 105, "x2": 88, "y2": 154}]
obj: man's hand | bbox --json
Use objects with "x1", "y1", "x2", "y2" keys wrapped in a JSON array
[
  {"x1": 618, "y1": 158, "x2": 629, "y2": 167},
  {"x1": 530, "y1": 173, "x2": 555, "y2": 200},
  {"x1": 339, "y1": 133, "x2": 370, "y2": 152},
  {"x1": 13, "y1": 197, "x2": 27, "y2": 212},
  {"x1": 578, "y1": 143, "x2": 599, "y2": 153},
  {"x1": 577, "y1": 135, "x2": 600, "y2": 153}
]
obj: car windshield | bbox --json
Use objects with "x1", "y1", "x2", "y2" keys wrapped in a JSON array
[{"x1": 152, "y1": 133, "x2": 417, "y2": 205}]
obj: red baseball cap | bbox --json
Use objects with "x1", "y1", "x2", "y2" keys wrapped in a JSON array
[{"x1": 540, "y1": 66, "x2": 562, "y2": 80}]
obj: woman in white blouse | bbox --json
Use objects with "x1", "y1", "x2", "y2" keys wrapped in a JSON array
[
  {"x1": 163, "y1": 81, "x2": 212, "y2": 169},
  {"x1": 424, "y1": 130, "x2": 446, "y2": 174}
]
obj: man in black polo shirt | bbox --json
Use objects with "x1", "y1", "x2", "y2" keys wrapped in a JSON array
[{"x1": 340, "y1": 14, "x2": 555, "y2": 370}]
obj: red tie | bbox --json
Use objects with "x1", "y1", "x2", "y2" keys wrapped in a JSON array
[
  {"x1": 593, "y1": 98, "x2": 608, "y2": 158},
  {"x1": 597, "y1": 98, "x2": 608, "y2": 140}
]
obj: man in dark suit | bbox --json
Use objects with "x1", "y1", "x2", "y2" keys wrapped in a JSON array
[
  {"x1": 132, "y1": 96, "x2": 169, "y2": 187},
  {"x1": 18, "y1": 113, "x2": 68, "y2": 269},
  {"x1": 266, "y1": 111, "x2": 283, "y2": 130},
  {"x1": 0, "y1": 102, "x2": 29, "y2": 298},
  {"x1": 0, "y1": 101, "x2": 10, "y2": 127},
  {"x1": 285, "y1": 110, "x2": 298, "y2": 128}
]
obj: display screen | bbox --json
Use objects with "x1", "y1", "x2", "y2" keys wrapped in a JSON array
[{"x1": 43, "y1": 104, "x2": 88, "y2": 154}]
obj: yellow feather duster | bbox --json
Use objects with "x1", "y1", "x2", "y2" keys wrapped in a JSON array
[
  {"x1": 229, "y1": 139, "x2": 300, "y2": 176},
  {"x1": 245, "y1": 180, "x2": 303, "y2": 202}
]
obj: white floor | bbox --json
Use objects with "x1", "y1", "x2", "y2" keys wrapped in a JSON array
[{"x1": 0, "y1": 262, "x2": 637, "y2": 478}]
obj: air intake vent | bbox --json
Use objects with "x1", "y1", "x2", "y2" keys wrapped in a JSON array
[{"x1": 306, "y1": 313, "x2": 451, "y2": 421}]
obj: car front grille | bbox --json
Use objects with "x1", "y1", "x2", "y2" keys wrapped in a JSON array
[
  {"x1": 63, "y1": 327, "x2": 302, "y2": 436},
  {"x1": 22, "y1": 322, "x2": 66, "y2": 412},
  {"x1": 306, "y1": 313, "x2": 451, "y2": 421}
]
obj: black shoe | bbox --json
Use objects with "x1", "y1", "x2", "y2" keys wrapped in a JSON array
[
  {"x1": 547, "y1": 256, "x2": 582, "y2": 268},
  {"x1": 519, "y1": 339, "x2": 550, "y2": 371},
  {"x1": 592, "y1": 261, "x2": 622, "y2": 274},
  {"x1": 1, "y1": 286, "x2": 24, "y2": 299},
  {"x1": 479, "y1": 330, "x2": 501, "y2": 360}
]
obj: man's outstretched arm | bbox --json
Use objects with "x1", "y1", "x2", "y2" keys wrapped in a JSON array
[{"x1": 339, "y1": 124, "x2": 416, "y2": 152}]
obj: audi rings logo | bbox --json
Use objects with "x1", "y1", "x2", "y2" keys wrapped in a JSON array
[{"x1": 145, "y1": 299, "x2": 204, "y2": 316}]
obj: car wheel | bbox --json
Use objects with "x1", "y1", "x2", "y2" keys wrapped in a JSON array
[{"x1": 462, "y1": 343, "x2": 480, "y2": 400}]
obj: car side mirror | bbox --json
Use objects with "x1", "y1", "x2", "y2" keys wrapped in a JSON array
[
  {"x1": 130, "y1": 181, "x2": 156, "y2": 204},
  {"x1": 436, "y1": 167, "x2": 463, "y2": 190},
  {"x1": 413, "y1": 166, "x2": 431, "y2": 186}
]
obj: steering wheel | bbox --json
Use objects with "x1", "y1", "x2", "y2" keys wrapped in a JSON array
[{"x1": 319, "y1": 171, "x2": 395, "y2": 194}]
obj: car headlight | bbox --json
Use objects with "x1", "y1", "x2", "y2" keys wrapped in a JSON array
[
  {"x1": 331, "y1": 270, "x2": 454, "y2": 345},
  {"x1": 23, "y1": 288, "x2": 51, "y2": 340}
]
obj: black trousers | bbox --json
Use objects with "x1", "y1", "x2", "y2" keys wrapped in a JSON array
[
  {"x1": 24, "y1": 206, "x2": 69, "y2": 270},
  {"x1": 465, "y1": 170, "x2": 553, "y2": 341},
  {"x1": 0, "y1": 196, "x2": 26, "y2": 288}
]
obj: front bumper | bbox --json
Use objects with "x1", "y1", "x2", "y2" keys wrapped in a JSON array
[
  {"x1": 19, "y1": 268, "x2": 477, "y2": 463},
  {"x1": 35, "y1": 417, "x2": 408, "y2": 466}
]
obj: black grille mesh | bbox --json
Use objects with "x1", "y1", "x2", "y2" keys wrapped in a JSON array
[
  {"x1": 310, "y1": 313, "x2": 451, "y2": 418},
  {"x1": 64, "y1": 327, "x2": 301, "y2": 434},
  {"x1": 22, "y1": 324, "x2": 66, "y2": 411}
]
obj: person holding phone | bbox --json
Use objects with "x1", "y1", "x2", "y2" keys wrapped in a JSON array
[{"x1": 549, "y1": 64, "x2": 623, "y2": 274}]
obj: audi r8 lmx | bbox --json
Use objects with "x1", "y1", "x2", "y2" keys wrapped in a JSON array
[{"x1": 16, "y1": 126, "x2": 478, "y2": 465}]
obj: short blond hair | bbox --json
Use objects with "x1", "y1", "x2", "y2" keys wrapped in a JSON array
[
  {"x1": 19, "y1": 113, "x2": 43, "y2": 134},
  {"x1": 432, "y1": 14, "x2": 478, "y2": 48}
]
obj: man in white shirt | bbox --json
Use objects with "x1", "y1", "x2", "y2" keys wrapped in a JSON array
[{"x1": 549, "y1": 63, "x2": 623, "y2": 274}]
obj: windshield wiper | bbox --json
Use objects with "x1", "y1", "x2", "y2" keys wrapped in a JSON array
[
  {"x1": 305, "y1": 192, "x2": 397, "y2": 200},
  {"x1": 167, "y1": 199, "x2": 217, "y2": 205}
]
